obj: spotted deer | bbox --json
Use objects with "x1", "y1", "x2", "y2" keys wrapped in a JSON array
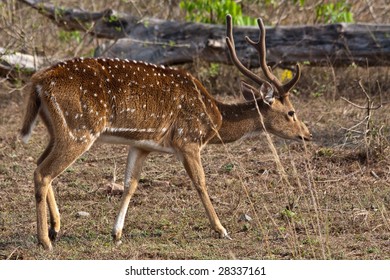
[{"x1": 20, "y1": 15, "x2": 311, "y2": 250}]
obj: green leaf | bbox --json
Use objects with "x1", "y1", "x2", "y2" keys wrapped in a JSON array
[{"x1": 179, "y1": 0, "x2": 255, "y2": 26}]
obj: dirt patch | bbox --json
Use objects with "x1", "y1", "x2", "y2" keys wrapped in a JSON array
[
  {"x1": 1, "y1": 75, "x2": 389, "y2": 260},
  {"x1": 0, "y1": 0, "x2": 389, "y2": 260}
]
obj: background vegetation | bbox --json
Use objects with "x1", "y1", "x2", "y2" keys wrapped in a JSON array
[{"x1": 0, "y1": 0, "x2": 389, "y2": 259}]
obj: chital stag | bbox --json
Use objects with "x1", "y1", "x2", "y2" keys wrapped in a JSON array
[{"x1": 20, "y1": 15, "x2": 311, "y2": 250}]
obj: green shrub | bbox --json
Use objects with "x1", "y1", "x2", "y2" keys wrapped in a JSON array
[
  {"x1": 179, "y1": 0, "x2": 256, "y2": 25},
  {"x1": 315, "y1": 0, "x2": 354, "y2": 23}
]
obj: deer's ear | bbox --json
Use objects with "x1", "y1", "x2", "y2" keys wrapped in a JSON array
[
  {"x1": 240, "y1": 81, "x2": 261, "y2": 101},
  {"x1": 259, "y1": 82, "x2": 275, "y2": 105},
  {"x1": 240, "y1": 81, "x2": 275, "y2": 105}
]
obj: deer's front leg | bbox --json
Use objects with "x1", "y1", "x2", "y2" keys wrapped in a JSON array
[
  {"x1": 112, "y1": 148, "x2": 149, "y2": 245},
  {"x1": 178, "y1": 144, "x2": 230, "y2": 239}
]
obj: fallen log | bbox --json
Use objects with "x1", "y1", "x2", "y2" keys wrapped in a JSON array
[
  {"x1": 94, "y1": 22, "x2": 390, "y2": 67},
  {"x1": 0, "y1": 48, "x2": 47, "y2": 79},
  {"x1": 16, "y1": 0, "x2": 390, "y2": 67}
]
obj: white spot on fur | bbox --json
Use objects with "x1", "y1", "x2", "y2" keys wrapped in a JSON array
[{"x1": 178, "y1": 128, "x2": 183, "y2": 136}]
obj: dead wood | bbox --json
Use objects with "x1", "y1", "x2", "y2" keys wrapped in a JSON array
[{"x1": 13, "y1": 0, "x2": 390, "y2": 68}]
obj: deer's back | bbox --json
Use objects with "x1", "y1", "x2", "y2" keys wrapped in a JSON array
[{"x1": 32, "y1": 58, "x2": 222, "y2": 150}]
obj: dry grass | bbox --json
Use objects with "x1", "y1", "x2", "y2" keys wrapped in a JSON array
[{"x1": 1, "y1": 0, "x2": 389, "y2": 260}]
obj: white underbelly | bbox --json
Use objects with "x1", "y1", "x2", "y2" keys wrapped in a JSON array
[{"x1": 97, "y1": 134, "x2": 175, "y2": 153}]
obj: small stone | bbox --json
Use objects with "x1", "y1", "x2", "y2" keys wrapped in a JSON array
[
  {"x1": 239, "y1": 214, "x2": 252, "y2": 222},
  {"x1": 76, "y1": 211, "x2": 90, "y2": 218},
  {"x1": 224, "y1": 178, "x2": 234, "y2": 187},
  {"x1": 106, "y1": 182, "x2": 124, "y2": 195}
]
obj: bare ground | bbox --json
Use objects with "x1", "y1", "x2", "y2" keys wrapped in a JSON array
[
  {"x1": 0, "y1": 70, "x2": 389, "y2": 259},
  {"x1": 0, "y1": 0, "x2": 389, "y2": 260}
]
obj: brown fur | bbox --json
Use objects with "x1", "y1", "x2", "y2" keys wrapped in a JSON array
[{"x1": 21, "y1": 20, "x2": 311, "y2": 250}]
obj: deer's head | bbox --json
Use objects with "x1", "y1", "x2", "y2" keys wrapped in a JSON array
[{"x1": 226, "y1": 15, "x2": 312, "y2": 142}]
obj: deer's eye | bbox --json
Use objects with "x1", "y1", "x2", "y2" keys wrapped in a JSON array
[{"x1": 288, "y1": 111, "x2": 295, "y2": 117}]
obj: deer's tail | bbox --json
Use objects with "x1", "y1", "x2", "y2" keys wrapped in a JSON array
[{"x1": 20, "y1": 83, "x2": 41, "y2": 143}]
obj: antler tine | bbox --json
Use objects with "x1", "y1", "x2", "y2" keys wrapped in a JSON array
[
  {"x1": 225, "y1": 14, "x2": 268, "y2": 86},
  {"x1": 245, "y1": 18, "x2": 285, "y2": 95},
  {"x1": 282, "y1": 64, "x2": 301, "y2": 93},
  {"x1": 246, "y1": 18, "x2": 301, "y2": 97}
]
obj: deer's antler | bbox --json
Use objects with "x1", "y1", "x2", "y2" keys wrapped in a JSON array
[{"x1": 226, "y1": 14, "x2": 301, "y2": 97}]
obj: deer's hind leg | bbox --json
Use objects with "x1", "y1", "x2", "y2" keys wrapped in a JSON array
[
  {"x1": 112, "y1": 147, "x2": 149, "y2": 245},
  {"x1": 35, "y1": 112, "x2": 60, "y2": 241},
  {"x1": 34, "y1": 139, "x2": 92, "y2": 250}
]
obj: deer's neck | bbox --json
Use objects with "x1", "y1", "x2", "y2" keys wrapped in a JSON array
[{"x1": 209, "y1": 100, "x2": 266, "y2": 144}]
